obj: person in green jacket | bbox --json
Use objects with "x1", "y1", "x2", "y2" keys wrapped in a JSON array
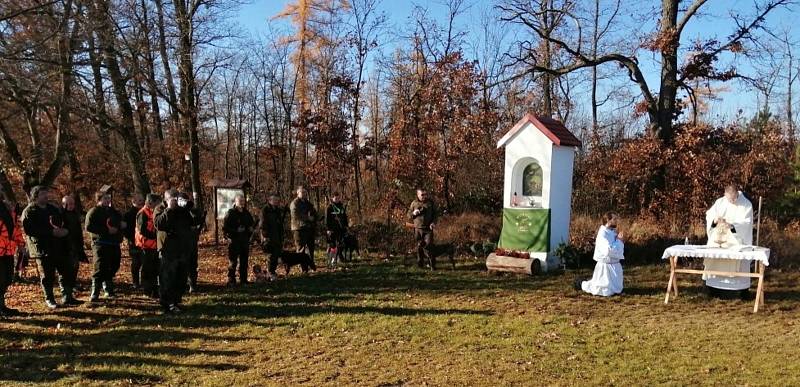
[
  {"x1": 408, "y1": 188, "x2": 438, "y2": 269},
  {"x1": 260, "y1": 194, "x2": 287, "y2": 280},
  {"x1": 289, "y1": 186, "x2": 317, "y2": 263},
  {"x1": 85, "y1": 190, "x2": 124, "y2": 301},
  {"x1": 21, "y1": 186, "x2": 74, "y2": 309}
]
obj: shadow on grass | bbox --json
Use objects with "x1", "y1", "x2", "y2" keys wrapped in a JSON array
[
  {"x1": 622, "y1": 286, "x2": 665, "y2": 297},
  {"x1": 0, "y1": 324, "x2": 250, "y2": 383},
  {"x1": 185, "y1": 301, "x2": 493, "y2": 320},
  {"x1": 1, "y1": 259, "x2": 701, "y2": 383}
]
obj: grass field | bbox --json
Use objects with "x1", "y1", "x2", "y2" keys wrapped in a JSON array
[{"x1": 1, "y1": 246, "x2": 799, "y2": 386}]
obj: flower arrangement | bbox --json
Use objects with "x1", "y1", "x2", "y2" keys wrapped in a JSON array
[{"x1": 494, "y1": 248, "x2": 531, "y2": 259}]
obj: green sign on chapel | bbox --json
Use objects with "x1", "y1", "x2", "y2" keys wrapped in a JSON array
[{"x1": 498, "y1": 208, "x2": 551, "y2": 253}]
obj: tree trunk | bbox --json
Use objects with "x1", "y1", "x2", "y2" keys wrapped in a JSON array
[
  {"x1": 93, "y1": 0, "x2": 152, "y2": 195},
  {"x1": 656, "y1": 0, "x2": 679, "y2": 143},
  {"x1": 591, "y1": 0, "x2": 600, "y2": 133},
  {"x1": 174, "y1": 0, "x2": 203, "y2": 209},
  {"x1": 133, "y1": 69, "x2": 150, "y2": 153},
  {"x1": 41, "y1": 0, "x2": 78, "y2": 188},
  {"x1": 352, "y1": 69, "x2": 364, "y2": 221},
  {"x1": 88, "y1": 33, "x2": 112, "y2": 150},
  {"x1": 154, "y1": 0, "x2": 181, "y2": 133},
  {"x1": 540, "y1": 0, "x2": 553, "y2": 118},
  {"x1": 139, "y1": 0, "x2": 165, "y2": 142}
]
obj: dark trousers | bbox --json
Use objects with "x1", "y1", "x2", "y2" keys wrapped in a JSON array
[
  {"x1": 14, "y1": 249, "x2": 27, "y2": 277},
  {"x1": 63, "y1": 252, "x2": 81, "y2": 292},
  {"x1": 36, "y1": 256, "x2": 74, "y2": 299},
  {"x1": 188, "y1": 242, "x2": 199, "y2": 287},
  {"x1": 293, "y1": 228, "x2": 315, "y2": 262},
  {"x1": 141, "y1": 249, "x2": 160, "y2": 296},
  {"x1": 0, "y1": 255, "x2": 12, "y2": 306},
  {"x1": 263, "y1": 240, "x2": 282, "y2": 275},
  {"x1": 415, "y1": 228, "x2": 434, "y2": 268},
  {"x1": 227, "y1": 239, "x2": 250, "y2": 282},
  {"x1": 129, "y1": 245, "x2": 143, "y2": 286},
  {"x1": 159, "y1": 252, "x2": 188, "y2": 308},
  {"x1": 92, "y1": 244, "x2": 121, "y2": 286}
]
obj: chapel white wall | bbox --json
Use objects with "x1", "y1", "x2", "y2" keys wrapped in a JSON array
[{"x1": 503, "y1": 122, "x2": 553, "y2": 209}]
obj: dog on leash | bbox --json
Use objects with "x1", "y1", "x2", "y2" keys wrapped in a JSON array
[
  {"x1": 341, "y1": 233, "x2": 360, "y2": 262},
  {"x1": 420, "y1": 242, "x2": 456, "y2": 270},
  {"x1": 253, "y1": 251, "x2": 317, "y2": 280},
  {"x1": 280, "y1": 251, "x2": 316, "y2": 275}
]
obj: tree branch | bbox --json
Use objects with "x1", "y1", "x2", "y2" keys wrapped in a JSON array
[{"x1": 676, "y1": 0, "x2": 710, "y2": 37}]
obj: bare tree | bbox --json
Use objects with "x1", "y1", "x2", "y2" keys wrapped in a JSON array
[
  {"x1": 90, "y1": 0, "x2": 152, "y2": 195},
  {"x1": 499, "y1": 0, "x2": 794, "y2": 143},
  {"x1": 346, "y1": 0, "x2": 385, "y2": 220}
]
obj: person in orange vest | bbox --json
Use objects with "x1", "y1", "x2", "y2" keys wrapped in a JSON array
[
  {"x1": 136, "y1": 193, "x2": 160, "y2": 299},
  {"x1": 0, "y1": 191, "x2": 25, "y2": 317}
]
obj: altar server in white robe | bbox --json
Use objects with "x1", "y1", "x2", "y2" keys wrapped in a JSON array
[
  {"x1": 704, "y1": 184, "x2": 753, "y2": 295},
  {"x1": 579, "y1": 212, "x2": 625, "y2": 297}
]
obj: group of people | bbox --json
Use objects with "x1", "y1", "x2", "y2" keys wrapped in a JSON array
[
  {"x1": 2, "y1": 181, "x2": 758, "y2": 317},
  {"x1": 0, "y1": 183, "x2": 366, "y2": 316},
  {"x1": 577, "y1": 184, "x2": 756, "y2": 298},
  {"x1": 0, "y1": 186, "x2": 204, "y2": 315},
  {"x1": 222, "y1": 186, "x2": 352, "y2": 284}
]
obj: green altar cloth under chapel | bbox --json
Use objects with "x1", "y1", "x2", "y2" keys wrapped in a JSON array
[{"x1": 498, "y1": 208, "x2": 550, "y2": 253}]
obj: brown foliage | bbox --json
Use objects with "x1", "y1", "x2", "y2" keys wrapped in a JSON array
[
  {"x1": 575, "y1": 120, "x2": 793, "y2": 221},
  {"x1": 385, "y1": 50, "x2": 502, "y2": 214}
]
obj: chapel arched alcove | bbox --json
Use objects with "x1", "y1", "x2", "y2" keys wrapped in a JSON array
[{"x1": 511, "y1": 157, "x2": 545, "y2": 208}]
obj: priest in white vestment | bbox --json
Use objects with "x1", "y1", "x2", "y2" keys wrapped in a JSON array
[
  {"x1": 704, "y1": 185, "x2": 753, "y2": 294},
  {"x1": 578, "y1": 213, "x2": 625, "y2": 297}
]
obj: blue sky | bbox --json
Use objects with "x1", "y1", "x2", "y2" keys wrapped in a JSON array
[{"x1": 233, "y1": 1, "x2": 799, "y2": 123}]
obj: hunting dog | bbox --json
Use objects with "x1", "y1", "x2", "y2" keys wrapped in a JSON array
[
  {"x1": 341, "y1": 233, "x2": 360, "y2": 262},
  {"x1": 327, "y1": 232, "x2": 360, "y2": 265},
  {"x1": 417, "y1": 242, "x2": 456, "y2": 271},
  {"x1": 279, "y1": 251, "x2": 317, "y2": 275},
  {"x1": 253, "y1": 250, "x2": 316, "y2": 281}
]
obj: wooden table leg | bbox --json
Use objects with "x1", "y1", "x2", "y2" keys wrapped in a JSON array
[
  {"x1": 665, "y1": 256, "x2": 676, "y2": 304},
  {"x1": 754, "y1": 261, "x2": 765, "y2": 313},
  {"x1": 671, "y1": 257, "x2": 679, "y2": 297}
]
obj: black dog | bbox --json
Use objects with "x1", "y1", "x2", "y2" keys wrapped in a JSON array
[
  {"x1": 280, "y1": 251, "x2": 316, "y2": 275},
  {"x1": 341, "y1": 233, "x2": 360, "y2": 262},
  {"x1": 420, "y1": 243, "x2": 456, "y2": 271}
]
